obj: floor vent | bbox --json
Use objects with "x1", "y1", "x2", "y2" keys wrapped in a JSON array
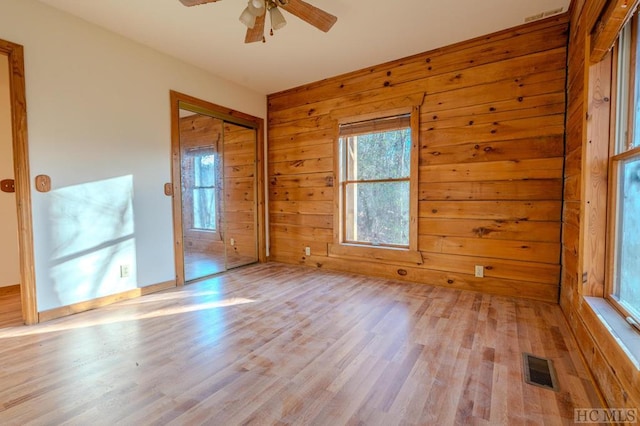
[{"x1": 522, "y1": 353, "x2": 559, "y2": 392}]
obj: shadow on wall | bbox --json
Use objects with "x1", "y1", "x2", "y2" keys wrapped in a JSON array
[{"x1": 47, "y1": 175, "x2": 137, "y2": 307}]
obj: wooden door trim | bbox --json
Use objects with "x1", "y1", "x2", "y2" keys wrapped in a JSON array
[
  {"x1": 169, "y1": 90, "x2": 266, "y2": 285},
  {"x1": 0, "y1": 39, "x2": 37, "y2": 324}
]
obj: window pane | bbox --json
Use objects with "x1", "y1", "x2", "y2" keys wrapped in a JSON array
[
  {"x1": 195, "y1": 154, "x2": 215, "y2": 187},
  {"x1": 346, "y1": 129, "x2": 411, "y2": 181},
  {"x1": 634, "y1": 18, "x2": 640, "y2": 150},
  {"x1": 615, "y1": 156, "x2": 640, "y2": 319},
  {"x1": 193, "y1": 188, "x2": 216, "y2": 230},
  {"x1": 345, "y1": 181, "x2": 409, "y2": 246}
]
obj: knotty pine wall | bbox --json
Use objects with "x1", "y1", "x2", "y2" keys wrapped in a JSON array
[
  {"x1": 223, "y1": 122, "x2": 259, "y2": 268},
  {"x1": 561, "y1": 0, "x2": 640, "y2": 410},
  {"x1": 267, "y1": 15, "x2": 568, "y2": 303}
]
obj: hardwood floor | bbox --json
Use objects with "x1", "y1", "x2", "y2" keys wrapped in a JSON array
[
  {"x1": 0, "y1": 264, "x2": 602, "y2": 424},
  {"x1": 184, "y1": 250, "x2": 258, "y2": 282},
  {"x1": 0, "y1": 286, "x2": 22, "y2": 328},
  {"x1": 184, "y1": 249, "x2": 226, "y2": 281}
]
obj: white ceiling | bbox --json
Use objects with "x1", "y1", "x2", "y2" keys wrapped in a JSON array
[{"x1": 36, "y1": 0, "x2": 571, "y2": 95}]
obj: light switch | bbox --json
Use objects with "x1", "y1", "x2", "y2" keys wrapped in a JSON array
[
  {"x1": 35, "y1": 175, "x2": 51, "y2": 192},
  {"x1": 0, "y1": 179, "x2": 15, "y2": 193}
]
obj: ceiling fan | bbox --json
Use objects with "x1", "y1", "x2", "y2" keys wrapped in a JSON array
[{"x1": 179, "y1": 0, "x2": 338, "y2": 43}]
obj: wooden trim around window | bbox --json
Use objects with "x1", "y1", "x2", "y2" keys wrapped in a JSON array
[
  {"x1": 332, "y1": 105, "x2": 420, "y2": 258},
  {"x1": 582, "y1": 55, "x2": 613, "y2": 297},
  {"x1": 328, "y1": 243, "x2": 423, "y2": 265},
  {"x1": 591, "y1": 0, "x2": 640, "y2": 63},
  {"x1": 409, "y1": 105, "x2": 419, "y2": 252}
]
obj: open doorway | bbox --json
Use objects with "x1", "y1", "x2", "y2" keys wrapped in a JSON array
[
  {"x1": 170, "y1": 91, "x2": 266, "y2": 285},
  {"x1": 0, "y1": 38, "x2": 36, "y2": 326}
]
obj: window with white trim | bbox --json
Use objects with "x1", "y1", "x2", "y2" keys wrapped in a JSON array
[{"x1": 609, "y1": 13, "x2": 640, "y2": 325}]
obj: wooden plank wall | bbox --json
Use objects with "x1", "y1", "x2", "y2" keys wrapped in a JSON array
[
  {"x1": 223, "y1": 123, "x2": 259, "y2": 268},
  {"x1": 267, "y1": 16, "x2": 569, "y2": 303},
  {"x1": 562, "y1": 0, "x2": 640, "y2": 410}
]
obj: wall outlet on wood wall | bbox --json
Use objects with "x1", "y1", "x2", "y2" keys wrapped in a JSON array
[{"x1": 474, "y1": 265, "x2": 484, "y2": 278}]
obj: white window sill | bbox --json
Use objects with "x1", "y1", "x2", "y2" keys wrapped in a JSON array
[{"x1": 584, "y1": 296, "x2": 640, "y2": 369}]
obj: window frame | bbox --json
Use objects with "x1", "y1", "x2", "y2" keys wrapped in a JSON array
[
  {"x1": 607, "y1": 148, "x2": 640, "y2": 324},
  {"x1": 184, "y1": 147, "x2": 221, "y2": 235},
  {"x1": 606, "y1": 12, "x2": 640, "y2": 326},
  {"x1": 191, "y1": 149, "x2": 220, "y2": 232},
  {"x1": 330, "y1": 106, "x2": 421, "y2": 263},
  {"x1": 340, "y1": 115, "x2": 411, "y2": 248}
]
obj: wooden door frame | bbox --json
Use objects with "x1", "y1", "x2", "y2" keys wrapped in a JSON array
[
  {"x1": 169, "y1": 90, "x2": 266, "y2": 285},
  {"x1": 1, "y1": 39, "x2": 37, "y2": 324}
]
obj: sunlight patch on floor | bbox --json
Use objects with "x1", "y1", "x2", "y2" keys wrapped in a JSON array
[{"x1": 0, "y1": 297, "x2": 255, "y2": 339}]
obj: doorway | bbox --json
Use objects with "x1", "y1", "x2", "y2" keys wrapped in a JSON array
[
  {"x1": 170, "y1": 91, "x2": 265, "y2": 284},
  {"x1": 0, "y1": 38, "x2": 36, "y2": 325},
  {"x1": 0, "y1": 53, "x2": 21, "y2": 326}
]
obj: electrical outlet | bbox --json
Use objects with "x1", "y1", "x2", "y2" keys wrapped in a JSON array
[
  {"x1": 120, "y1": 264, "x2": 131, "y2": 278},
  {"x1": 474, "y1": 265, "x2": 484, "y2": 278},
  {"x1": 230, "y1": 238, "x2": 235, "y2": 246},
  {"x1": 305, "y1": 246, "x2": 311, "y2": 256}
]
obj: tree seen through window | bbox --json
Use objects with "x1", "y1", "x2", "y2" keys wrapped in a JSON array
[{"x1": 340, "y1": 117, "x2": 411, "y2": 247}]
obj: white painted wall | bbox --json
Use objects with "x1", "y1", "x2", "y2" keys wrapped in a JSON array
[
  {"x1": 0, "y1": 54, "x2": 21, "y2": 288},
  {"x1": 0, "y1": 0, "x2": 266, "y2": 311}
]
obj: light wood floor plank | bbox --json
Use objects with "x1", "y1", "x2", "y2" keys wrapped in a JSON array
[
  {"x1": 0, "y1": 291, "x2": 22, "y2": 328},
  {"x1": 0, "y1": 263, "x2": 602, "y2": 424}
]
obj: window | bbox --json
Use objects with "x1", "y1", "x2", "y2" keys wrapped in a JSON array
[
  {"x1": 192, "y1": 150, "x2": 218, "y2": 231},
  {"x1": 337, "y1": 111, "x2": 416, "y2": 249},
  {"x1": 609, "y1": 13, "x2": 640, "y2": 324}
]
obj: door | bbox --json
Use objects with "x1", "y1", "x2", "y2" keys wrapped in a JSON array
[
  {"x1": 172, "y1": 93, "x2": 262, "y2": 284},
  {"x1": 0, "y1": 39, "x2": 36, "y2": 325},
  {"x1": 179, "y1": 111, "x2": 226, "y2": 281},
  {"x1": 0, "y1": 53, "x2": 22, "y2": 326}
]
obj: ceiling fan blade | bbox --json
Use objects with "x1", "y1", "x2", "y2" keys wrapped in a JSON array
[
  {"x1": 178, "y1": 0, "x2": 221, "y2": 6},
  {"x1": 279, "y1": 0, "x2": 337, "y2": 33},
  {"x1": 245, "y1": 13, "x2": 266, "y2": 43}
]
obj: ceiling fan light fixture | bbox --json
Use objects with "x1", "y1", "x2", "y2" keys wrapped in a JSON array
[
  {"x1": 239, "y1": 6, "x2": 257, "y2": 28},
  {"x1": 179, "y1": 0, "x2": 337, "y2": 44},
  {"x1": 269, "y1": 6, "x2": 287, "y2": 31},
  {"x1": 248, "y1": 0, "x2": 266, "y2": 16}
]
